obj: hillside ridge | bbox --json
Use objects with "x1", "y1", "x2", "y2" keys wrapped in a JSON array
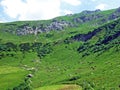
[
  {"x1": 0, "y1": 7, "x2": 120, "y2": 36},
  {"x1": 0, "y1": 7, "x2": 120, "y2": 90}
]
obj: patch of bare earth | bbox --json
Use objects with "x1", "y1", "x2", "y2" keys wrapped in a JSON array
[{"x1": 58, "y1": 85, "x2": 81, "y2": 90}]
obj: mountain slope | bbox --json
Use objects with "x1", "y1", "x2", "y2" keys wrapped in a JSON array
[
  {"x1": 0, "y1": 7, "x2": 120, "y2": 90},
  {"x1": 0, "y1": 7, "x2": 120, "y2": 36}
]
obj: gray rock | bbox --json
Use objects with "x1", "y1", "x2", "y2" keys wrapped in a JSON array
[
  {"x1": 15, "y1": 19, "x2": 73, "y2": 35},
  {"x1": 27, "y1": 74, "x2": 33, "y2": 78}
]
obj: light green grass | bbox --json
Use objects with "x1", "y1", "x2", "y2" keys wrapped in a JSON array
[{"x1": 0, "y1": 66, "x2": 28, "y2": 90}]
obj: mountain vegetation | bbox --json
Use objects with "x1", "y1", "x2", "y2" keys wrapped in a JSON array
[{"x1": 0, "y1": 7, "x2": 120, "y2": 90}]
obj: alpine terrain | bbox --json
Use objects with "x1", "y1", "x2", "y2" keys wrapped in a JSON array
[{"x1": 0, "y1": 7, "x2": 120, "y2": 90}]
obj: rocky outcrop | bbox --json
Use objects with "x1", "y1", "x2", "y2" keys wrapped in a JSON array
[
  {"x1": 116, "y1": 7, "x2": 120, "y2": 13},
  {"x1": 101, "y1": 31, "x2": 120, "y2": 44},
  {"x1": 44, "y1": 19, "x2": 73, "y2": 31},
  {"x1": 72, "y1": 18, "x2": 120, "y2": 43},
  {"x1": 2, "y1": 8, "x2": 120, "y2": 36},
  {"x1": 108, "y1": 7, "x2": 120, "y2": 20},
  {"x1": 81, "y1": 9, "x2": 101, "y2": 14},
  {"x1": 73, "y1": 7, "x2": 120, "y2": 24},
  {"x1": 73, "y1": 9, "x2": 102, "y2": 23},
  {"x1": 16, "y1": 20, "x2": 73, "y2": 35},
  {"x1": 72, "y1": 28, "x2": 102, "y2": 41},
  {"x1": 73, "y1": 13, "x2": 103, "y2": 23},
  {"x1": 81, "y1": 9, "x2": 100, "y2": 15},
  {"x1": 108, "y1": 13, "x2": 118, "y2": 20}
]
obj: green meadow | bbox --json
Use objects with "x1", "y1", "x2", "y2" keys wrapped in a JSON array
[{"x1": 0, "y1": 8, "x2": 120, "y2": 90}]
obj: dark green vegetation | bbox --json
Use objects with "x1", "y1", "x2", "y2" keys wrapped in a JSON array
[{"x1": 0, "y1": 7, "x2": 120, "y2": 90}]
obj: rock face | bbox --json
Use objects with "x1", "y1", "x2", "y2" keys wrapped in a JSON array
[
  {"x1": 73, "y1": 13, "x2": 104, "y2": 23},
  {"x1": 44, "y1": 20, "x2": 73, "y2": 31},
  {"x1": 16, "y1": 20, "x2": 73, "y2": 35},
  {"x1": 73, "y1": 10, "x2": 102, "y2": 23},
  {"x1": 73, "y1": 7, "x2": 120, "y2": 24},
  {"x1": 116, "y1": 7, "x2": 120, "y2": 12},
  {"x1": 81, "y1": 9, "x2": 101, "y2": 15},
  {"x1": 72, "y1": 28, "x2": 102, "y2": 41},
  {"x1": 72, "y1": 18, "x2": 120, "y2": 43},
  {"x1": 108, "y1": 7, "x2": 120, "y2": 20}
]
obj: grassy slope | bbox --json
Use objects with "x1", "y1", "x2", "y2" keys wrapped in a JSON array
[
  {"x1": 31, "y1": 41, "x2": 120, "y2": 90},
  {"x1": 0, "y1": 23, "x2": 95, "y2": 44},
  {"x1": 0, "y1": 41, "x2": 119, "y2": 90},
  {"x1": 0, "y1": 9, "x2": 120, "y2": 90},
  {"x1": 0, "y1": 66, "x2": 28, "y2": 90}
]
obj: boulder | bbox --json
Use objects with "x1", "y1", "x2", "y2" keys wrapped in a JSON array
[{"x1": 27, "y1": 74, "x2": 33, "y2": 78}]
